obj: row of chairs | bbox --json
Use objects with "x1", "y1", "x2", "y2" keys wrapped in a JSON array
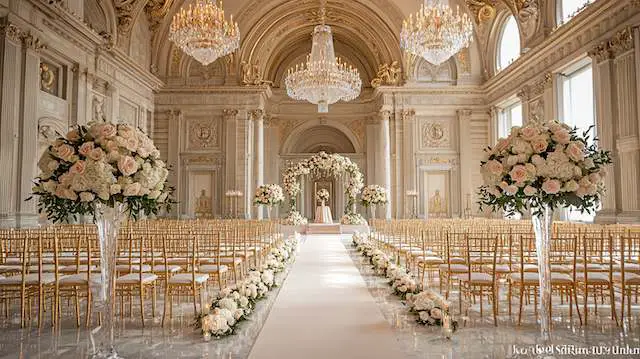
[
  {"x1": 369, "y1": 218, "x2": 640, "y2": 329},
  {"x1": 0, "y1": 219, "x2": 281, "y2": 328}
]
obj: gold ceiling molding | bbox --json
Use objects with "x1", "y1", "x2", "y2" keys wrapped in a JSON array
[
  {"x1": 145, "y1": 0, "x2": 175, "y2": 32},
  {"x1": 371, "y1": 61, "x2": 402, "y2": 88},
  {"x1": 114, "y1": 0, "x2": 148, "y2": 37},
  {"x1": 465, "y1": 0, "x2": 497, "y2": 23}
]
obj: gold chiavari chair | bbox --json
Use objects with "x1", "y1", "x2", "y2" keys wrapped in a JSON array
[
  {"x1": 115, "y1": 227, "x2": 158, "y2": 326},
  {"x1": 614, "y1": 235, "x2": 640, "y2": 322},
  {"x1": 456, "y1": 234, "x2": 499, "y2": 326},
  {"x1": 439, "y1": 231, "x2": 468, "y2": 298},
  {"x1": 416, "y1": 229, "x2": 444, "y2": 285},
  {"x1": 163, "y1": 230, "x2": 209, "y2": 326},
  {"x1": 575, "y1": 233, "x2": 617, "y2": 326},
  {"x1": 198, "y1": 226, "x2": 229, "y2": 290}
]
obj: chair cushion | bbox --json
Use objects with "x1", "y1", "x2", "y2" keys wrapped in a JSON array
[
  {"x1": 575, "y1": 263, "x2": 606, "y2": 272},
  {"x1": 551, "y1": 264, "x2": 572, "y2": 273},
  {"x1": 613, "y1": 263, "x2": 640, "y2": 272},
  {"x1": 117, "y1": 273, "x2": 158, "y2": 284},
  {"x1": 199, "y1": 264, "x2": 229, "y2": 273},
  {"x1": 417, "y1": 256, "x2": 444, "y2": 265},
  {"x1": 485, "y1": 264, "x2": 511, "y2": 273},
  {"x1": 510, "y1": 272, "x2": 574, "y2": 284},
  {"x1": 455, "y1": 272, "x2": 493, "y2": 284},
  {"x1": 0, "y1": 273, "x2": 56, "y2": 285},
  {"x1": 115, "y1": 264, "x2": 151, "y2": 273},
  {"x1": 0, "y1": 264, "x2": 23, "y2": 273},
  {"x1": 438, "y1": 264, "x2": 469, "y2": 273},
  {"x1": 168, "y1": 273, "x2": 209, "y2": 284},
  {"x1": 613, "y1": 272, "x2": 640, "y2": 285},
  {"x1": 59, "y1": 273, "x2": 102, "y2": 286},
  {"x1": 152, "y1": 265, "x2": 181, "y2": 273},
  {"x1": 576, "y1": 272, "x2": 610, "y2": 284}
]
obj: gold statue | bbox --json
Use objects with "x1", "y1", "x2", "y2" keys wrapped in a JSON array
[
  {"x1": 240, "y1": 60, "x2": 273, "y2": 86},
  {"x1": 195, "y1": 189, "x2": 212, "y2": 218},
  {"x1": 371, "y1": 61, "x2": 402, "y2": 88},
  {"x1": 429, "y1": 189, "x2": 447, "y2": 217}
]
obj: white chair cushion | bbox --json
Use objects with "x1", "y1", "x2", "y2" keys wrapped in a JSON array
[
  {"x1": 152, "y1": 265, "x2": 181, "y2": 273},
  {"x1": 0, "y1": 273, "x2": 56, "y2": 285},
  {"x1": 117, "y1": 273, "x2": 158, "y2": 284},
  {"x1": 59, "y1": 273, "x2": 102, "y2": 286},
  {"x1": 168, "y1": 273, "x2": 209, "y2": 284},
  {"x1": 199, "y1": 264, "x2": 229, "y2": 273}
]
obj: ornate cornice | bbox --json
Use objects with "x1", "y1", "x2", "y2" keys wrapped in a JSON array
[
  {"x1": 401, "y1": 109, "x2": 416, "y2": 121},
  {"x1": 457, "y1": 109, "x2": 473, "y2": 118},
  {"x1": 0, "y1": 23, "x2": 22, "y2": 43},
  {"x1": 588, "y1": 42, "x2": 612, "y2": 63},
  {"x1": 608, "y1": 26, "x2": 634, "y2": 57},
  {"x1": 222, "y1": 109, "x2": 239, "y2": 119},
  {"x1": 249, "y1": 109, "x2": 264, "y2": 121}
]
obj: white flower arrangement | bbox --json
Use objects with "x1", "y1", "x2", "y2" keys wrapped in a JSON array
[
  {"x1": 253, "y1": 184, "x2": 285, "y2": 206},
  {"x1": 351, "y1": 232, "x2": 458, "y2": 336},
  {"x1": 31, "y1": 121, "x2": 173, "y2": 222},
  {"x1": 361, "y1": 184, "x2": 388, "y2": 207},
  {"x1": 340, "y1": 212, "x2": 367, "y2": 225},
  {"x1": 316, "y1": 189, "x2": 330, "y2": 202},
  {"x1": 198, "y1": 235, "x2": 299, "y2": 339},
  {"x1": 283, "y1": 210, "x2": 308, "y2": 225},
  {"x1": 478, "y1": 121, "x2": 612, "y2": 216},
  {"x1": 282, "y1": 152, "x2": 364, "y2": 220}
]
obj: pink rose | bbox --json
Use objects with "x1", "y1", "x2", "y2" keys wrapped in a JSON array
[
  {"x1": 484, "y1": 160, "x2": 504, "y2": 176},
  {"x1": 69, "y1": 160, "x2": 86, "y2": 175},
  {"x1": 495, "y1": 139, "x2": 510, "y2": 153},
  {"x1": 499, "y1": 181, "x2": 509, "y2": 190},
  {"x1": 576, "y1": 186, "x2": 588, "y2": 198},
  {"x1": 505, "y1": 185, "x2": 518, "y2": 195},
  {"x1": 79, "y1": 142, "x2": 95, "y2": 156},
  {"x1": 588, "y1": 173, "x2": 601, "y2": 184},
  {"x1": 117, "y1": 124, "x2": 136, "y2": 139},
  {"x1": 88, "y1": 147, "x2": 105, "y2": 161},
  {"x1": 531, "y1": 137, "x2": 549, "y2": 153},
  {"x1": 524, "y1": 186, "x2": 538, "y2": 196},
  {"x1": 509, "y1": 165, "x2": 529, "y2": 184},
  {"x1": 552, "y1": 130, "x2": 571, "y2": 144},
  {"x1": 66, "y1": 129, "x2": 80, "y2": 142},
  {"x1": 542, "y1": 179, "x2": 561, "y2": 195},
  {"x1": 54, "y1": 144, "x2": 75, "y2": 162},
  {"x1": 125, "y1": 137, "x2": 139, "y2": 152},
  {"x1": 521, "y1": 126, "x2": 539, "y2": 140},
  {"x1": 117, "y1": 156, "x2": 138, "y2": 177},
  {"x1": 565, "y1": 142, "x2": 585, "y2": 162}
]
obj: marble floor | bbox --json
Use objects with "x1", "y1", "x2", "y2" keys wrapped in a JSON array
[{"x1": 0, "y1": 233, "x2": 639, "y2": 359}]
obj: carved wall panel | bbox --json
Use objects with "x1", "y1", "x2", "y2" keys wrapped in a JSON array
[
  {"x1": 119, "y1": 99, "x2": 138, "y2": 126},
  {"x1": 187, "y1": 118, "x2": 221, "y2": 150},
  {"x1": 420, "y1": 119, "x2": 452, "y2": 149}
]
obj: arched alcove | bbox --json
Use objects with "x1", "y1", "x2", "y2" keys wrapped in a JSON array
[{"x1": 281, "y1": 122, "x2": 361, "y2": 155}]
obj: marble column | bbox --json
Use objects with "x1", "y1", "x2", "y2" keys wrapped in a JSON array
[
  {"x1": 589, "y1": 42, "x2": 618, "y2": 222},
  {"x1": 16, "y1": 32, "x2": 43, "y2": 225},
  {"x1": 611, "y1": 27, "x2": 640, "y2": 223},
  {"x1": 458, "y1": 109, "x2": 473, "y2": 217},
  {"x1": 251, "y1": 109, "x2": 264, "y2": 219},
  {"x1": 379, "y1": 110, "x2": 392, "y2": 219},
  {"x1": 0, "y1": 23, "x2": 22, "y2": 226},
  {"x1": 401, "y1": 109, "x2": 416, "y2": 218},
  {"x1": 167, "y1": 109, "x2": 183, "y2": 216},
  {"x1": 223, "y1": 109, "x2": 238, "y2": 216}
]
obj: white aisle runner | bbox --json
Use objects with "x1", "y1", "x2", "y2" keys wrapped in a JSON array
[{"x1": 249, "y1": 234, "x2": 405, "y2": 359}]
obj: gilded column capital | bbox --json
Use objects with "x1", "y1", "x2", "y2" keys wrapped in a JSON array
[
  {"x1": 517, "y1": 86, "x2": 531, "y2": 101},
  {"x1": 457, "y1": 109, "x2": 472, "y2": 118},
  {"x1": 22, "y1": 31, "x2": 46, "y2": 52},
  {"x1": 222, "y1": 109, "x2": 239, "y2": 120},
  {"x1": 608, "y1": 26, "x2": 634, "y2": 57},
  {"x1": 401, "y1": 109, "x2": 416, "y2": 121},
  {"x1": 0, "y1": 23, "x2": 22, "y2": 43},
  {"x1": 588, "y1": 42, "x2": 612, "y2": 63},
  {"x1": 250, "y1": 109, "x2": 264, "y2": 121},
  {"x1": 379, "y1": 110, "x2": 392, "y2": 122}
]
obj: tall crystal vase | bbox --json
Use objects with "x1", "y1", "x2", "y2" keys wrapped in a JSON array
[
  {"x1": 369, "y1": 205, "x2": 376, "y2": 220},
  {"x1": 266, "y1": 205, "x2": 272, "y2": 220},
  {"x1": 531, "y1": 204, "x2": 553, "y2": 343},
  {"x1": 91, "y1": 202, "x2": 125, "y2": 359}
]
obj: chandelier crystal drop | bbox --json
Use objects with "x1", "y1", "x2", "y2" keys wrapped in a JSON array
[
  {"x1": 169, "y1": 0, "x2": 240, "y2": 66},
  {"x1": 285, "y1": 1, "x2": 362, "y2": 113},
  {"x1": 400, "y1": 0, "x2": 473, "y2": 66}
]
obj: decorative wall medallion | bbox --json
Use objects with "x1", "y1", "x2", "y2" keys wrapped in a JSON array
[
  {"x1": 422, "y1": 122, "x2": 449, "y2": 148},
  {"x1": 189, "y1": 120, "x2": 218, "y2": 148}
]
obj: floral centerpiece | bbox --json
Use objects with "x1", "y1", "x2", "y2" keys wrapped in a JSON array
[
  {"x1": 30, "y1": 121, "x2": 173, "y2": 358},
  {"x1": 478, "y1": 120, "x2": 611, "y2": 341},
  {"x1": 361, "y1": 184, "x2": 388, "y2": 220},
  {"x1": 253, "y1": 184, "x2": 284, "y2": 206},
  {"x1": 316, "y1": 189, "x2": 330, "y2": 204}
]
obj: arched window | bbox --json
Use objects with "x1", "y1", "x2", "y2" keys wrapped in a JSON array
[
  {"x1": 558, "y1": 0, "x2": 594, "y2": 24},
  {"x1": 496, "y1": 16, "x2": 521, "y2": 72}
]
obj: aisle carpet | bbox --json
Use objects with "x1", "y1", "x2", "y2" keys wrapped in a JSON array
[{"x1": 249, "y1": 234, "x2": 405, "y2": 359}]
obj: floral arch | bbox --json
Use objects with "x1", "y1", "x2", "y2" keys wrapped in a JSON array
[{"x1": 282, "y1": 152, "x2": 366, "y2": 225}]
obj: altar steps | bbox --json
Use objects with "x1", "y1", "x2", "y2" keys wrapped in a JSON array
[{"x1": 306, "y1": 223, "x2": 342, "y2": 234}]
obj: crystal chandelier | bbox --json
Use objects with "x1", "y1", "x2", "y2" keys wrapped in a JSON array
[
  {"x1": 169, "y1": 0, "x2": 240, "y2": 66},
  {"x1": 285, "y1": 0, "x2": 362, "y2": 113},
  {"x1": 400, "y1": 0, "x2": 473, "y2": 65}
]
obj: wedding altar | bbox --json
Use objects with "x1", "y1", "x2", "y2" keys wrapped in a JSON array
[{"x1": 281, "y1": 223, "x2": 370, "y2": 237}]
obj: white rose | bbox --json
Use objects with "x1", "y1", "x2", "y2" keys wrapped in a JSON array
[
  {"x1": 123, "y1": 182, "x2": 142, "y2": 196},
  {"x1": 79, "y1": 192, "x2": 95, "y2": 202}
]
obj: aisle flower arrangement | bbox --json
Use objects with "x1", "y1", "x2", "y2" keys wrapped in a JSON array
[
  {"x1": 361, "y1": 184, "x2": 388, "y2": 207},
  {"x1": 478, "y1": 121, "x2": 611, "y2": 216},
  {"x1": 253, "y1": 184, "x2": 285, "y2": 206},
  {"x1": 197, "y1": 234, "x2": 300, "y2": 340},
  {"x1": 283, "y1": 210, "x2": 308, "y2": 225},
  {"x1": 340, "y1": 212, "x2": 367, "y2": 225},
  {"x1": 316, "y1": 189, "x2": 330, "y2": 202},
  {"x1": 31, "y1": 121, "x2": 174, "y2": 221},
  {"x1": 352, "y1": 232, "x2": 457, "y2": 337}
]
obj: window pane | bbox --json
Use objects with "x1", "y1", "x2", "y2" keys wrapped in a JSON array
[
  {"x1": 510, "y1": 103, "x2": 523, "y2": 127},
  {"x1": 561, "y1": 0, "x2": 593, "y2": 23},
  {"x1": 497, "y1": 16, "x2": 520, "y2": 71}
]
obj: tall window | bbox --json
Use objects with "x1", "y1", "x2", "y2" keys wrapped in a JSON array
[
  {"x1": 560, "y1": 62, "x2": 596, "y2": 222},
  {"x1": 496, "y1": 16, "x2": 521, "y2": 72},
  {"x1": 558, "y1": 0, "x2": 595, "y2": 24},
  {"x1": 498, "y1": 101, "x2": 523, "y2": 139}
]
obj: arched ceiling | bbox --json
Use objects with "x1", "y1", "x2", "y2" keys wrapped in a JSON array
[{"x1": 105, "y1": 0, "x2": 544, "y2": 83}]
